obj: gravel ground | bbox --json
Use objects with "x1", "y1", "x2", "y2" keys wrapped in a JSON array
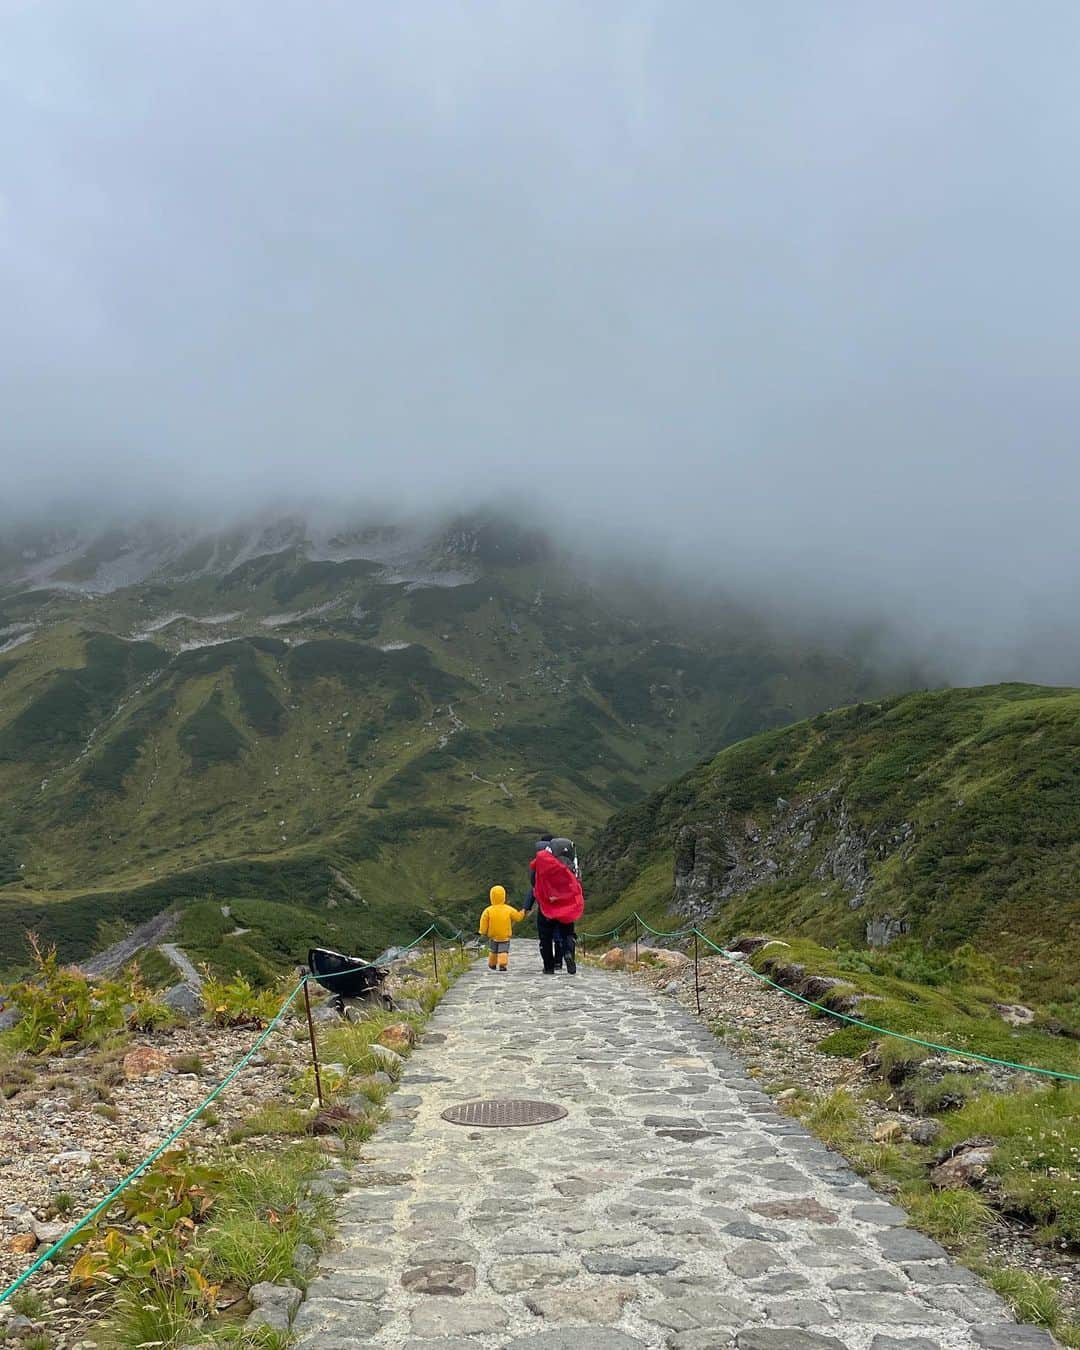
[{"x1": 0, "y1": 1011, "x2": 312, "y2": 1344}]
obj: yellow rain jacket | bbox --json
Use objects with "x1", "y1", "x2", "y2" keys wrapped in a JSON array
[{"x1": 479, "y1": 885, "x2": 524, "y2": 942}]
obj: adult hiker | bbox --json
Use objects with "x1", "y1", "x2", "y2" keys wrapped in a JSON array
[
  {"x1": 528, "y1": 836, "x2": 584, "y2": 975},
  {"x1": 522, "y1": 834, "x2": 565, "y2": 971}
]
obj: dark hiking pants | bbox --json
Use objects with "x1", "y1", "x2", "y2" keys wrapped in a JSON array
[{"x1": 538, "y1": 912, "x2": 576, "y2": 972}]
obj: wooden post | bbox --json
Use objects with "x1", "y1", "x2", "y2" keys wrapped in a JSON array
[
  {"x1": 302, "y1": 978, "x2": 324, "y2": 1108},
  {"x1": 431, "y1": 931, "x2": 439, "y2": 982},
  {"x1": 633, "y1": 916, "x2": 639, "y2": 966},
  {"x1": 693, "y1": 931, "x2": 702, "y2": 1017}
]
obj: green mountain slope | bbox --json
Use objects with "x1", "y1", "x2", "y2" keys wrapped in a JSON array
[
  {"x1": 586, "y1": 684, "x2": 1080, "y2": 1004},
  {"x1": 0, "y1": 514, "x2": 888, "y2": 971}
]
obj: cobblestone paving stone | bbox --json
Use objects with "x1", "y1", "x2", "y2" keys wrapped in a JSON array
[{"x1": 294, "y1": 944, "x2": 1058, "y2": 1349}]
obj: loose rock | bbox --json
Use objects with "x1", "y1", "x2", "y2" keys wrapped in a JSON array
[{"x1": 122, "y1": 1045, "x2": 171, "y2": 1079}]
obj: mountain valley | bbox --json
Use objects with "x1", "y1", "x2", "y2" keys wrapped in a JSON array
[{"x1": 0, "y1": 512, "x2": 887, "y2": 975}]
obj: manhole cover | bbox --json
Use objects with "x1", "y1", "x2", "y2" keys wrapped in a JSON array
[{"x1": 441, "y1": 1099, "x2": 567, "y2": 1128}]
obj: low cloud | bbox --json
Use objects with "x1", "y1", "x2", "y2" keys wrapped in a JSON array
[{"x1": 1, "y1": 2, "x2": 1078, "y2": 683}]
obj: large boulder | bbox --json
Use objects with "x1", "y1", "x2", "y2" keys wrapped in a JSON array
[
  {"x1": 308, "y1": 1105, "x2": 365, "y2": 1136},
  {"x1": 162, "y1": 983, "x2": 201, "y2": 1016},
  {"x1": 122, "y1": 1046, "x2": 171, "y2": 1080},
  {"x1": 369, "y1": 1043, "x2": 404, "y2": 1073},
  {"x1": 49, "y1": 1150, "x2": 92, "y2": 1168},
  {"x1": 33, "y1": 1218, "x2": 69, "y2": 1244},
  {"x1": 649, "y1": 948, "x2": 689, "y2": 970},
  {"x1": 866, "y1": 914, "x2": 910, "y2": 947},
  {"x1": 930, "y1": 1137, "x2": 996, "y2": 1189},
  {"x1": 908, "y1": 1118, "x2": 942, "y2": 1146},
  {"x1": 377, "y1": 1022, "x2": 417, "y2": 1054}
]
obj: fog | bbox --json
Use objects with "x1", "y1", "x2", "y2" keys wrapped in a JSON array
[{"x1": 2, "y1": 2, "x2": 1079, "y2": 682}]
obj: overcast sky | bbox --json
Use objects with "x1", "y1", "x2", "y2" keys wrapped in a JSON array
[{"x1": 2, "y1": 2, "x2": 1079, "y2": 680}]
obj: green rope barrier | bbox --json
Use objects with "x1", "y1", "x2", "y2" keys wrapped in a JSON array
[
  {"x1": 577, "y1": 924, "x2": 625, "y2": 941},
  {"x1": 577, "y1": 910, "x2": 1079, "y2": 1081},
  {"x1": 0, "y1": 976, "x2": 307, "y2": 1308},
  {"x1": 306, "y1": 923, "x2": 464, "y2": 983},
  {"x1": 401, "y1": 923, "x2": 437, "y2": 951},
  {"x1": 685, "y1": 922, "x2": 1080, "y2": 1083},
  {"x1": 634, "y1": 915, "x2": 696, "y2": 940},
  {"x1": 433, "y1": 922, "x2": 467, "y2": 941},
  {"x1": 0, "y1": 918, "x2": 472, "y2": 1307}
]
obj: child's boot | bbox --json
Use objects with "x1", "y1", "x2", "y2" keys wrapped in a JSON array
[
  {"x1": 488, "y1": 953, "x2": 497, "y2": 970},
  {"x1": 497, "y1": 952, "x2": 508, "y2": 972}
]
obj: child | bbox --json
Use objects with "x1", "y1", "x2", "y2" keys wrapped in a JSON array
[{"x1": 478, "y1": 884, "x2": 524, "y2": 972}]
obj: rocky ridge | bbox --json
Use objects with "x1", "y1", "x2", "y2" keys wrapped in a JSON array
[{"x1": 672, "y1": 791, "x2": 913, "y2": 946}]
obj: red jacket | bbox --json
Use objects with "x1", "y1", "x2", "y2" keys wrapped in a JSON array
[{"x1": 531, "y1": 850, "x2": 585, "y2": 924}]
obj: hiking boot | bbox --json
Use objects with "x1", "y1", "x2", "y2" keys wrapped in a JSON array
[{"x1": 564, "y1": 955, "x2": 577, "y2": 975}]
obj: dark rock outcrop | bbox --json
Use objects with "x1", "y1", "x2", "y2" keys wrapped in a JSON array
[{"x1": 669, "y1": 788, "x2": 914, "y2": 944}]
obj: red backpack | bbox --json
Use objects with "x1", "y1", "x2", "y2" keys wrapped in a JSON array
[{"x1": 531, "y1": 849, "x2": 584, "y2": 923}]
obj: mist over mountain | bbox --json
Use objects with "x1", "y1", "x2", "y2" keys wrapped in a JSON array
[
  {"x1": 3, "y1": 4, "x2": 1080, "y2": 684},
  {"x1": 0, "y1": 509, "x2": 905, "y2": 972}
]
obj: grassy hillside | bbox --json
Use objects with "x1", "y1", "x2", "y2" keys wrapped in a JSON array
[
  {"x1": 586, "y1": 684, "x2": 1080, "y2": 1011},
  {"x1": 0, "y1": 514, "x2": 885, "y2": 972}
]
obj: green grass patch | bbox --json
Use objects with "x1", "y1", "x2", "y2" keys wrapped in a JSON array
[
  {"x1": 736, "y1": 935, "x2": 1080, "y2": 1080},
  {"x1": 179, "y1": 689, "x2": 248, "y2": 772},
  {"x1": 980, "y1": 1266, "x2": 1068, "y2": 1330},
  {"x1": 0, "y1": 632, "x2": 165, "y2": 762},
  {"x1": 937, "y1": 1083, "x2": 1080, "y2": 1245},
  {"x1": 899, "y1": 1185, "x2": 998, "y2": 1245},
  {"x1": 201, "y1": 1145, "x2": 330, "y2": 1288},
  {"x1": 586, "y1": 683, "x2": 1080, "y2": 1015},
  {"x1": 795, "y1": 1087, "x2": 861, "y2": 1149}
]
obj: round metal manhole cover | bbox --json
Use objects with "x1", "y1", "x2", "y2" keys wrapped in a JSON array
[{"x1": 441, "y1": 1099, "x2": 567, "y2": 1128}]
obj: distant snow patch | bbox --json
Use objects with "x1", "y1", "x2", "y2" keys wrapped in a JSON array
[
  {"x1": 0, "y1": 630, "x2": 35, "y2": 655},
  {"x1": 136, "y1": 612, "x2": 187, "y2": 635},
  {"x1": 177, "y1": 637, "x2": 236, "y2": 652},
  {"x1": 399, "y1": 570, "x2": 476, "y2": 592},
  {"x1": 260, "y1": 601, "x2": 337, "y2": 628},
  {"x1": 377, "y1": 641, "x2": 413, "y2": 651},
  {"x1": 133, "y1": 611, "x2": 243, "y2": 639}
]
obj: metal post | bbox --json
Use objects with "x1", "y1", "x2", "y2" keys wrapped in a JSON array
[
  {"x1": 693, "y1": 931, "x2": 702, "y2": 1017},
  {"x1": 431, "y1": 931, "x2": 439, "y2": 981},
  {"x1": 302, "y1": 978, "x2": 324, "y2": 1108}
]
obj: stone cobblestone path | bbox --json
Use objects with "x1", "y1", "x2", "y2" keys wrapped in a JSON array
[{"x1": 294, "y1": 944, "x2": 1057, "y2": 1349}]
